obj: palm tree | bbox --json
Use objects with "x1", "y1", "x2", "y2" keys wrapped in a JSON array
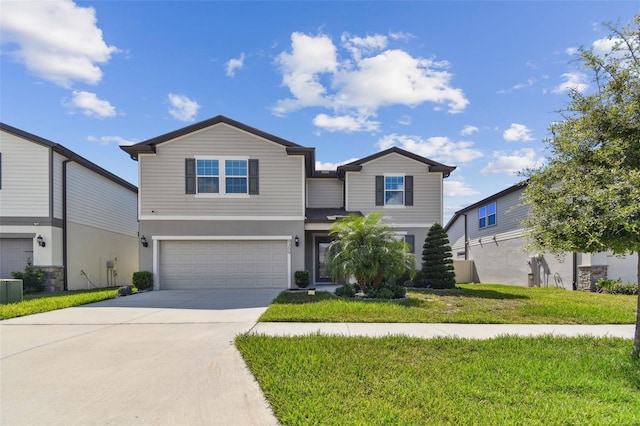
[{"x1": 325, "y1": 212, "x2": 415, "y2": 292}]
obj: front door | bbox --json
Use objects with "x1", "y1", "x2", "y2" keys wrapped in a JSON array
[{"x1": 315, "y1": 236, "x2": 332, "y2": 283}]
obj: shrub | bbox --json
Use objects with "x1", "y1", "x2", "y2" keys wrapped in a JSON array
[
  {"x1": 596, "y1": 278, "x2": 638, "y2": 295},
  {"x1": 335, "y1": 283, "x2": 356, "y2": 298},
  {"x1": 118, "y1": 285, "x2": 133, "y2": 296},
  {"x1": 421, "y1": 223, "x2": 456, "y2": 289},
  {"x1": 132, "y1": 271, "x2": 153, "y2": 291},
  {"x1": 11, "y1": 259, "x2": 45, "y2": 294},
  {"x1": 412, "y1": 270, "x2": 427, "y2": 288},
  {"x1": 372, "y1": 283, "x2": 407, "y2": 299},
  {"x1": 294, "y1": 270, "x2": 311, "y2": 288},
  {"x1": 373, "y1": 287, "x2": 394, "y2": 299}
]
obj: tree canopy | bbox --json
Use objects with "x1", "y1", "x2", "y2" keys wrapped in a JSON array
[{"x1": 522, "y1": 15, "x2": 640, "y2": 353}]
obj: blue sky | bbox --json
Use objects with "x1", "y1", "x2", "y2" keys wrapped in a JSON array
[{"x1": 1, "y1": 1, "x2": 638, "y2": 222}]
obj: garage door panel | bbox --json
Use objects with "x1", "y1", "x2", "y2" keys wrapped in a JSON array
[
  {"x1": 0, "y1": 239, "x2": 34, "y2": 279},
  {"x1": 160, "y1": 240, "x2": 288, "y2": 289}
]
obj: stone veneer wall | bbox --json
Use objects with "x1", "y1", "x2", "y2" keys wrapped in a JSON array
[
  {"x1": 40, "y1": 266, "x2": 65, "y2": 292},
  {"x1": 577, "y1": 265, "x2": 608, "y2": 292}
]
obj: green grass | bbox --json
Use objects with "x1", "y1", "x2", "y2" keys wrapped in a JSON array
[
  {"x1": 0, "y1": 287, "x2": 121, "y2": 320},
  {"x1": 236, "y1": 334, "x2": 640, "y2": 425},
  {"x1": 259, "y1": 284, "x2": 637, "y2": 324}
]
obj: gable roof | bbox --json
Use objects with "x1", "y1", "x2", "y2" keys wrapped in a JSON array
[
  {"x1": 0, "y1": 122, "x2": 137, "y2": 193},
  {"x1": 444, "y1": 180, "x2": 527, "y2": 231},
  {"x1": 337, "y1": 147, "x2": 456, "y2": 178},
  {"x1": 120, "y1": 115, "x2": 309, "y2": 160}
]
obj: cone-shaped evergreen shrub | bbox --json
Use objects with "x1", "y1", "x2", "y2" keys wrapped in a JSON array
[{"x1": 421, "y1": 223, "x2": 456, "y2": 289}]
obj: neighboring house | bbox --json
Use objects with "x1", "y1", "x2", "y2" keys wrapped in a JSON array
[
  {"x1": 445, "y1": 182, "x2": 638, "y2": 290},
  {"x1": 121, "y1": 115, "x2": 455, "y2": 290},
  {"x1": 0, "y1": 124, "x2": 139, "y2": 291}
]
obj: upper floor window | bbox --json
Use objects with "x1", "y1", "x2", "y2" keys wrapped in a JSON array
[
  {"x1": 375, "y1": 175, "x2": 413, "y2": 207},
  {"x1": 479, "y1": 201, "x2": 496, "y2": 228},
  {"x1": 186, "y1": 158, "x2": 259, "y2": 196},
  {"x1": 385, "y1": 176, "x2": 404, "y2": 205}
]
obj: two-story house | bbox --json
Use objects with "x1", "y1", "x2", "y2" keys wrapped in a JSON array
[
  {"x1": 121, "y1": 115, "x2": 455, "y2": 290},
  {"x1": 445, "y1": 182, "x2": 638, "y2": 289},
  {"x1": 0, "y1": 124, "x2": 139, "y2": 291}
]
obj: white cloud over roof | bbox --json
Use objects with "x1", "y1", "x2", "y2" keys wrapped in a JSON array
[
  {"x1": 0, "y1": 0, "x2": 118, "y2": 87},
  {"x1": 273, "y1": 32, "x2": 469, "y2": 130},
  {"x1": 444, "y1": 178, "x2": 479, "y2": 197},
  {"x1": 377, "y1": 134, "x2": 483, "y2": 164},
  {"x1": 481, "y1": 148, "x2": 544, "y2": 175},
  {"x1": 503, "y1": 123, "x2": 534, "y2": 142},
  {"x1": 167, "y1": 93, "x2": 200, "y2": 122},
  {"x1": 67, "y1": 90, "x2": 116, "y2": 118}
]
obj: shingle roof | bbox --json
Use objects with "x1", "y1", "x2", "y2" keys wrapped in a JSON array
[
  {"x1": 305, "y1": 208, "x2": 363, "y2": 223},
  {"x1": 337, "y1": 146, "x2": 456, "y2": 177}
]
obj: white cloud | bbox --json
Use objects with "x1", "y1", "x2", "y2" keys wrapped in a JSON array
[
  {"x1": 503, "y1": 123, "x2": 534, "y2": 142},
  {"x1": 226, "y1": 53, "x2": 245, "y2": 77},
  {"x1": 0, "y1": 0, "x2": 118, "y2": 87},
  {"x1": 444, "y1": 178, "x2": 479, "y2": 197},
  {"x1": 552, "y1": 72, "x2": 588, "y2": 94},
  {"x1": 460, "y1": 125, "x2": 478, "y2": 136},
  {"x1": 167, "y1": 93, "x2": 200, "y2": 122},
  {"x1": 315, "y1": 158, "x2": 358, "y2": 170},
  {"x1": 566, "y1": 47, "x2": 578, "y2": 55},
  {"x1": 312, "y1": 113, "x2": 380, "y2": 133},
  {"x1": 273, "y1": 32, "x2": 469, "y2": 128},
  {"x1": 377, "y1": 134, "x2": 483, "y2": 164},
  {"x1": 67, "y1": 90, "x2": 116, "y2": 118},
  {"x1": 481, "y1": 148, "x2": 544, "y2": 175},
  {"x1": 398, "y1": 115, "x2": 412, "y2": 126},
  {"x1": 87, "y1": 135, "x2": 137, "y2": 146}
]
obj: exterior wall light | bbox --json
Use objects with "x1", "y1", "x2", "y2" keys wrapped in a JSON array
[
  {"x1": 37, "y1": 235, "x2": 46, "y2": 247},
  {"x1": 140, "y1": 236, "x2": 149, "y2": 247},
  {"x1": 294, "y1": 235, "x2": 300, "y2": 247}
]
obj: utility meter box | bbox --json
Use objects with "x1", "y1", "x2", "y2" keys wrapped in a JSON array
[{"x1": 1, "y1": 279, "x2": 23, "y2": 304}]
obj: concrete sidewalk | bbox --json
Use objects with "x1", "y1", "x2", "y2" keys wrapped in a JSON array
[{"x1": 250, "y1": 322, "x2": 635, "y2": 339}]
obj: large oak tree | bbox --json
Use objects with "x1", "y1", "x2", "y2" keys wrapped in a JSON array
[{"x1": 522, "y1": 16, "x2": 640, "y2": 353}]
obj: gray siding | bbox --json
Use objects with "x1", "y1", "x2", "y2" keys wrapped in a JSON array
[
  {"x1": 66, "y1": 163, "x2": 138, "y2": 236},
  {"x1": 465, "y1": 187, "x2": 529, "y2": 241},
  {"x1": 0, "y1": 130, "x2": 50, "y2": 217},
  {"x1": 53, "y1": 152, "x2": 64, "y2": 219},
  {"x1": 307, "y1": 178, "x2": 343, "y2": 208},
  {"x1": 139, "y1": 123, "x2": 304, "y2": 217},
  {"x1": 345, "y1": 153, "x2": 442, "y2": 224}
]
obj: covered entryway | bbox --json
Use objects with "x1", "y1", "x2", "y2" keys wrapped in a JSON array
[
  {"x1": 0, "y1": 238, "x2": 33, "y2": 278},
  {"x1": 158, "y1": 239, "x2": 289, "y2": 289}
]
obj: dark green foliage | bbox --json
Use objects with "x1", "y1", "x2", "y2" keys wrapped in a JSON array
[
  {"x1": 335, "y1": 284, "x2": 356, "y2": 298},
  {"x1": 372, "y1": 287, "x2": 394, "y2": 299},
  {"x1": 11, "y1": 259, "x2": 45, "y2": 294},
  {"x1": 373, "y1": 283, "x2": 407, "y2": 299},
  {"x1": 421, "y1": 223, "x2": 456, "y2": 289},
  {"x1": 117, "y1": 285, "x2": 133, "y2": 296},
  {"x1": 412, "y1": 270, "x2": 426, "y2": 288},
  {"x1": 132, "y1": 271, "x2": 153, "y2": 291},
  {"x1": 294, "y1": 270, "x2": 310, "y2": 288},
  {"x1": 596, "y1": 279, "x2": 638, "y2": 295}
]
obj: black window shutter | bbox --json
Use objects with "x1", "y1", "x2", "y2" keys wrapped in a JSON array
[
  {"x1": 248, "y1": 159, "x2": 259, "y2": 194},
  {"x1": 405, "y1": 175, "x2": 413, "y2": 206},
  {"x1": 405, "y1": 235, "x2": 415, "y2": 253},
  {"x1": 375, "y1": 175, "x2": 384, "y2": 206},
  {"x1": 185, "y1": 159, "x2": 196, "y2": 194}
]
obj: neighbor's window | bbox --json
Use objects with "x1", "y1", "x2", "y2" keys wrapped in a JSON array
[
  {"x1": 479, "y1": 201, "x2": 497, "y2": 228},
  {"x1": 385, "y1": 176, "x2": 404, "y2": 205},
  {"x1": 196, "y1": 159, "x2": 219, "y2": 193}
]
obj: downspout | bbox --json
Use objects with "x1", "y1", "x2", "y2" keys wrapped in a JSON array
[
  {"x1": 462, "y1": 213, "x2": 468, "y2": 261},
  {"x1": 572, "y1": 252, "x2": 577, "y2": 290},
  {"x1": 62, "y1": 159, "x2": 72, "y2": 291}
]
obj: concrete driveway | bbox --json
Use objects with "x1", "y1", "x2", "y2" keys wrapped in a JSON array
[{"x1": 0, "y1": 289, "x2": 282, "y2": 426}]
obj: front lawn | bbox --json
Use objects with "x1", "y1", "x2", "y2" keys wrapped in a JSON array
[
  {"x1": 0, "y1": 287, "x2": 121, "y2": 320},
  {"x1": 236, "y1": 334, "x2": 640, "y2": 425},
  {"x1": 259, "y1": 284, "x2": 637, "y2": 324}
]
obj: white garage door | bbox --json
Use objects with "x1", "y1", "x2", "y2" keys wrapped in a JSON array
[
  {"x1": 159, "y1": 240, "x2": 289, "y2": 289},
  {"x1": 0, "y1": 238, "x2": 33, "y2": 279}
]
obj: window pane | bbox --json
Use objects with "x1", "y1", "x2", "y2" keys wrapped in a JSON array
[
  {"x1": 478, "y1": 206, "x2": 486, "y2": 218},
  {"x1": 488, "y1": 202, "x2": 496, "y2": 215},
  {"x1": 197, "y1": 160, "x2": 218, "y2": 176},
  {"x1": 198, "y1": 177, "x2": 219, "y2": 193},
  {"x1": 225, "y1": 160, "x2": 247, "y2": 176},
  {"x1": 479, "y1": 217, "x2": 486, "y2": 228},
  {"x1": 385, "y1": 191, "x2": 403, "y2": 205},
  {"x1": 385, "y1": 176, "x2": 404, "y2": 191},
  {"x1": 226, "y1": 177, "x2": 247, "y2": 193},
  {"x1": 488, "y1": 214, "x2": 496, "y2": 226}
]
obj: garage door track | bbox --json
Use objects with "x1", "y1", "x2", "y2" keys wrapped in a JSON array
[{"x1": 0, "y1": 289, "x2": 282, "y2": 426}]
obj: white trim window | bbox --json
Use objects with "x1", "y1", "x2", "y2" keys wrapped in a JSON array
[
  {"x1": 195, "y1": 157, "x2": 248, "y2": 195},
  {"x1": 479, "y1": 201, "x2": 497, "y2": 228},
  {"x1": 385, "y1": 175, "x2": 404, "y2": 205}
]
